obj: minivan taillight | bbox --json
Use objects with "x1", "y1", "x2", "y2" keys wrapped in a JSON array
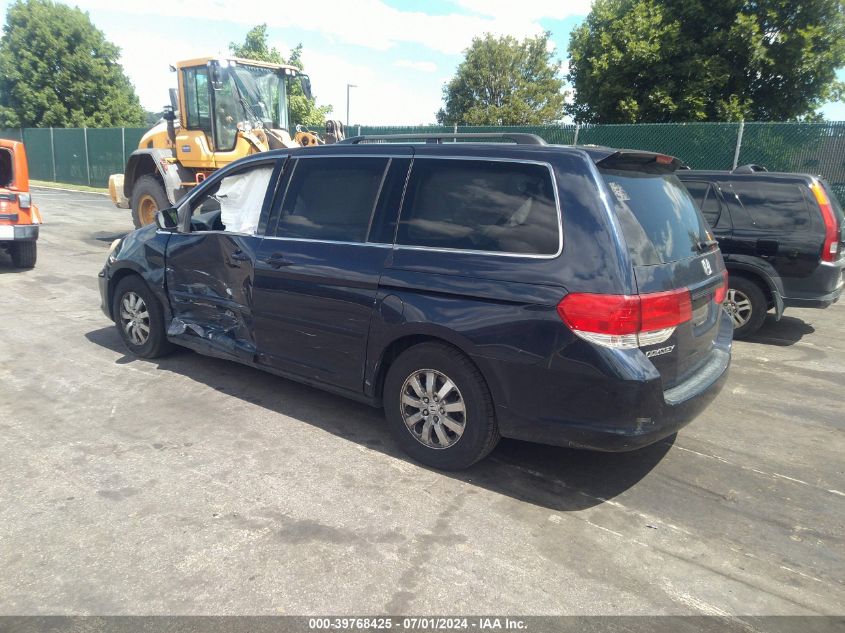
[
  {"x1": 714, "y1": 270, "x2": 728, "y2": 304},
  {"x1": 557, "y1": 289, "x2": 692, "y2": 349},
  {"x1": 810, "y1": 182, "x2": 840, "y2": 262}
]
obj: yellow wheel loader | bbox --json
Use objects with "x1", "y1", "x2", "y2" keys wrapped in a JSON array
[{"x1": 108, "y1": 57, "x2": 343, "y2": 227}]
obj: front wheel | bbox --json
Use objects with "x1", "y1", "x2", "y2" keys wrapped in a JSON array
[
  {"x1": 384, "y1": 342, "x2": 499, "y2": 470},
  {"x1": 112, "y1": 276, "x2": 173, "y2": 358},
  {"x1": 10, "y1": 241, "x2": 36, "y2": 268}
]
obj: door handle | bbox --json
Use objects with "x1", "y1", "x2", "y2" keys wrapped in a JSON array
[
  {"x1": 262, "y1": 253, "x2": 292, "y2": 268},
  {"x1": 230, "y1": 250, "x2": 250, "y2": 262}
]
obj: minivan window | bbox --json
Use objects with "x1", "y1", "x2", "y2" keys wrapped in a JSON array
[
  {"x1": 730, "y1": 181, "x2": 811, "y2": 231},
  {"x1": 396, "y1": 159, "x2": 559, "y2": 255},
  {"x1": 602, "y1": 170, "x2": 710, "y2": 265},
  {"x1": 188, "y1": 163, "x2": 277, "y2": 233},
  {"x1": 274, "y1": 157, "x2": 388, "y2": 242}
]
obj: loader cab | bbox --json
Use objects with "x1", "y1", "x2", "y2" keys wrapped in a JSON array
[{"x1": 175, "y1": 58, "x2": 306, "y2": 169}]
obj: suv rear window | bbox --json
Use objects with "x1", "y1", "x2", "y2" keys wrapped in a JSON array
[
  {"x1": 729, "y1": 181, "x2": 811, "y2": 231},
  {"x1": 602, "y1": 170, "x2": 710, "y2": 265},
  {"x1": 396, "y1": 159, "x2": 560, "y2": 255}
]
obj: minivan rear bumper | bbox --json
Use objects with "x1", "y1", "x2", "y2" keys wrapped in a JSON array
[{"x1": 492, "y1": 314, "x2": 732, "y2": 452}]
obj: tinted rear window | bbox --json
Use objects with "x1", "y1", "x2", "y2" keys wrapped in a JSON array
[
  {"x1": 396, "y1": 159, "x2": 560, "y2": 255},
  {"x1": 602, "y1": 170, "x2": 710, "y2": 265},
  {"x1": 730, "y1": 181, "x2": 811, "y2": 231}
]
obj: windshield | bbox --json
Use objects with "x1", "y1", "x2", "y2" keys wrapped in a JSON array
[
  {"x1": 602, "y1": 169, "x2": 712, "y2": 265},
  {"x1": 228, "y1": 64, "x2": 289, "y2": 130}
]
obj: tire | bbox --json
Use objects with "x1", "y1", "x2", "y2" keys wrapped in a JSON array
[
  {"x1": 383, "y1": 342, "x2": 499, "y2": 470},
  {"x1": 130, "y1": 175, "x2": 168, "y2": 229},
  {"x1": 725, "y1": 275, "x2": 767, "y2": 339},
  {"x1": 10, "y1": 241, "x2": 36, "y2": 268},
  {"x1": 112, "y1": 275, "x2": 173, "y2": 358}
]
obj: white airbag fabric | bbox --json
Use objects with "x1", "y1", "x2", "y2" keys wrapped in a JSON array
[{"x1": 218, "y1": 167, "x2": 274, "y2": 234}]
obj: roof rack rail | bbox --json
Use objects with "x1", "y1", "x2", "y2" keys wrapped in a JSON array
[{"x1": 338, "y1": 132, "x2": 547, "y2": 146}]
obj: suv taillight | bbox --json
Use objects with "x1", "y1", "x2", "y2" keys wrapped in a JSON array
[
  {"x1": 557, "y1": 289, "x2": 692, "y2": 349},
  {"x1": 810, "y1": 181, "x2": 840, "y2": 262}
]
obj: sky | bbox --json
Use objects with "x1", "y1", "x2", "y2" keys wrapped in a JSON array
[{"x1": 0, "y1": 0, "x2": 842, "y2": 125}]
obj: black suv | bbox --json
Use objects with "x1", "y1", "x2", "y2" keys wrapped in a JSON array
[
  {"x1": 678, "y1": 168, "x2": 844, "y2": 338},
  {"x1": 99, "y1": 134, "x2": 732, "y2": 470}
]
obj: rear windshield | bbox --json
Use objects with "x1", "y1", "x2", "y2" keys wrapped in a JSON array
[
  {"x1": 0, "y1": 148, "x2": 12, "y2": 188},
  {"x1": 602, "y1": 169, "x2": 711, "y2": 265}
]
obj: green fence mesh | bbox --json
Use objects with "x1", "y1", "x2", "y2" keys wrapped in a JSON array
[
  {"x1": 86, "y1": 127, "x2": 124, "y2": 187},
  {"x1": 21, "y1": 128, "x2": 53, "y2": 181},
  {"x1": 0, "y1": 128, "x2": 23, "y2": 142},
  {"x1": 577, "y1": 122, "x2": 740, "y2": 170},
  {"x1": 737, "y1": 122, "x2": 845, "y2": 204},
  {"x1": 51, "y1": 128, "x2": 89, "y2": 185},
  {"x1": 1, "y1": 122, "x2": 844, "y2": 205}
]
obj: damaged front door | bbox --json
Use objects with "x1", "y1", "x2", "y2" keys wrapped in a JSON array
[{"x1": 164, "y1": 159, "x2": 281, "y2": 362}]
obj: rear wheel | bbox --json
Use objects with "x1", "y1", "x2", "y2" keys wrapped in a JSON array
[
  {"x1": 112, "y1": 276, "x2": 173, "y2": 358},
  {"x1": 384, "y1": 342, "x2": 499, "y2": 470},
  {"x1": 10, "y1": 241, "x2": 36, "y2": 268},
  {"x1": 724, "y1": 276, "x2": 767, "y2": 339},
  {"x1": 131, "y1": 175, "x2": 168, "y2": 228}
]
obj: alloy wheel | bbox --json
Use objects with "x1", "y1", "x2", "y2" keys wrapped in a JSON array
[
  {"x1": 399, "y1": 369, "x2": 466, "y2": 449},
  {"x1": 119, "y1": 291, "x2": 151, "y2": 346},
  {"x1": 724, "y1": 288, "x2": 753, "y2": 328}
]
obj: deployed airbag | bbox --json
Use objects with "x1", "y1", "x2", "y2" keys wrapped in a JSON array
[{"x1": 217, "y1": 167, "x2": 274, "y2": 234}]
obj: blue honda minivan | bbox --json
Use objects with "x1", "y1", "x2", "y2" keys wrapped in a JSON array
[{"x1": 99, "y1": 133, "x2": 732, "y2": 469}]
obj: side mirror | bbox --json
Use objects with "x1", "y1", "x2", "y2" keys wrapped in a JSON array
[
  {"x1": 155, "y1": 207, "x2": 179, "y2": 231},
  {"x1": 299, "y1": 75, "x2": 313, "y2": 101}
]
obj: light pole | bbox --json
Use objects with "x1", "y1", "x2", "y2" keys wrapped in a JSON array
[{"x1": 346, "y1": 83, "x2": 357, "y2": 128}]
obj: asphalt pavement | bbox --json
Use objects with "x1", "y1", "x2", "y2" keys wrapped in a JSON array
[{"x1": 0, "y1": 187, "x2": 843, "y2": 617}]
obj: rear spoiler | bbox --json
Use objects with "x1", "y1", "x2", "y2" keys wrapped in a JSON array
[{"x1": 595, "y1": 150, "x2": 684, "y2": 174}]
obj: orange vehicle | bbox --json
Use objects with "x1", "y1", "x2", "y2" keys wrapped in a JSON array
[{"x1": 0, "y1": 139, "x2": 41, "y2": 268}]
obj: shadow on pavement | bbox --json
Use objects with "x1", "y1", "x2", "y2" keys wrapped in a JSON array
[
  {"x1": 0, "y1": 248, "x2": 26, "y2": 273},
  {"x1": 85, "y1": 325, "x2": 672, "y2": 512},
  {"x1": 744, "y1": 314, "x2": 815, "y2": 346}
]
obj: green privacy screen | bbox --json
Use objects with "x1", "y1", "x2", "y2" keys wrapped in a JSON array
[
  {"x1": 21, "y1": 128, "x2": 53, "y2": 181},
  {"x1": 1, "y1": 122, "x2": 844, "y2": 204}
]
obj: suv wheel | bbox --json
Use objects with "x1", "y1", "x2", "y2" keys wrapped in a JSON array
[
  {"x1": 384, "y1": 342, "x2": 499, "y2": 470},
  {"x1": 112, "y1": 276, "x2": 173, "y2": 358},
  {"x1": 724, "y1": 276, "x2": 766, "y2": 339},
  {"x1": 10, "y1": 241, "x2": 36, "y2": 268}
]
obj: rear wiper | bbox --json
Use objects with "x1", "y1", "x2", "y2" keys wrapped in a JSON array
[{"x1": 696, "y1": 238, "x2": 719, "y2": 252}]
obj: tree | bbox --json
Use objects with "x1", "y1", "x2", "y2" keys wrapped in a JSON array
[
  {"x1": 436, "y1": 33, "x2": 566, "y2": 125},
  {"x1": 229, "y1": 25, "x2": 332, "y2": 127},
  {"x1": 229, "y1": 23, "x2": 283, "y2": 64},
  {"x1": 0, "y1": 0, "x2": 145, "y2": 127},
  {"x1": 566, "y1": 0, "x2": 845, "y2": 123}
]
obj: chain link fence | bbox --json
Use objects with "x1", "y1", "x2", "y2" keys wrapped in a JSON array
[{"x1": 2, "y1": 122, "x2": 843, "y2": 204}]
